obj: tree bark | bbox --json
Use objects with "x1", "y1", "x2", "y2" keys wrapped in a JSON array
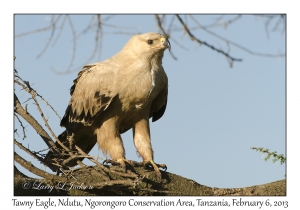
[{"x1": 14, "y1": 165, "x2": 285, "y2": 196}]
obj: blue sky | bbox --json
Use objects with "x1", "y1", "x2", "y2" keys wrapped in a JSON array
[{"x1": 14, "y1": 14, "x2": 286, "y2": 188}]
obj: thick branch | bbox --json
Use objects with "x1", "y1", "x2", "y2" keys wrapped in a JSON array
[
  {"x1": 92, "y1": 179, "x2": 136, "y2": 189},
  {"x1": 14, "y1": 93, "x2": 56, "y2": 150},
  {"x1": 20, "y1": 81, "x2": 73, "y2": 155},
  {"x1": 14, "y1": 152, "x2": 64, "y2": 181},
  {"x1": 76, "y1": 146, "x2": 138, "y2": 179}
]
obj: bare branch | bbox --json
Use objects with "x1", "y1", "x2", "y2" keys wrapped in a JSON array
[
  {"x1": 14, "y1": 76, "x2": 71, "y2": 156},
  {"x1": 204, "y1": 15, "x2": 242, "y2": 29},
  {"x1": 256, "y1": 14, "x2": 286, "y2": 38},
  {"x1": 61, "y1": 155, "x2": 101, "y2": 167},
  {"x1": 155, "y1": 14, "x2": 169, "y2": 38},
  {"x1": 53, "y1": 15, "x2": 103, "y2": 75},
  {"x1": 190, "y1": 15, "x2": 285, "y2": 58},
  {"x1": 52, "y1": 15, "x2": 67, "y2": 47},
  {"x1": 14, "y1": 93, "x2": 57, "y2": 150},
  {"x1": 75, "y1": 15, "x2": 96, "y2": 39},
  {"x1": 26, "y1": 83, "x2": 69, "y2": 152},
  {"x1": 14, "y1": 113, "x2": 27, "y2": 140},
  {"x1": 15, "y1": 15, "x2": 62, "y2": 38},
  {"x1": 65, "y1": 15, "x2": 77, "y2": 71},
  {"x1": 14, "y1": 139, "x2": 49, "y2": 167},
  {"x1": 175, "y1": 15, "x2": 242, "y2": 66},
  {"x1": 155, "y1": 15, "x2": 178, "y2": 60},
  {"x1": 14, "y1": 151, "x2": 65, "y2": 180},
  {"x1": 36, "y1": 15, "x2": 60, "y2": 59},
  {"x1": 15, "y1": 77, "x2": 61, "y2": 121},
  {"x1": 78, "y1": 15, "x2": 103, "y2": 68}
]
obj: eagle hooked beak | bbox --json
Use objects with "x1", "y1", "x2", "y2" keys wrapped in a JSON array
[{"x1": 161, "y1": 37, "x2": 171, "y2": 51}]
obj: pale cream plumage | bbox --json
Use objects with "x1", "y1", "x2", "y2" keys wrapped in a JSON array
[{"x1": 48, "y1": 32, "x2": 170, "y2": 177}]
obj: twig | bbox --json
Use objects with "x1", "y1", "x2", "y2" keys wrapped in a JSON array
[
  {"x1": 15, "y1": 77, "x2": 61, "y2": 121},
  {"x1": 84, "y1": 15, "x2": 103, "y2": 67},
  {"x1": 14, "y1": 139, "x2": 49, "y2": 167},
  {"x1": 15, "y1": 15, "x2": 62, "y2": 38},
  {"x1": 28, "y1": 84, "x2": 69, "y2": 152},
  {"x1": 14, "y1": 113, "x2": 27, "y2": 140},
  {"x1": 53, "y1": 15, "x2": 103, "y2": 75},
  {"x1": 204, "y1": 15, "x2": 242, "y2": 29},
  {"x1": 155, "y1": 15, "x2": 178, "y2": 60},
  {"x1": 190, "y1": 15, "x2": 285, "y2": 58},
  {"x1": 67, "y1": 133, "x2": 75, "y2": 151},
  {"x1": 61, "y1": 154, "x2": 101, "y2": 166},
  {"x1": 155, "y1": 15, "x2": 169, "y2": 38},
  {"x1": 14, "y1": 93, "x2": 57, "y2": 150},
  {"x1": 76, "y1": 146, "x2": 138, "y2": 179},
  {"x1": 65, "y1": 15, "x2": 77, "y2": 71},
  {"x1": 14, "y1": 152, "x2": 65, "y2": 181},
  {"x1": 175, "y1": 14, "x2": 242, "y2": 67},
  {"x1": 96, "y1": 14, "x2": 103, "y2": 61},
  {"x1": 37, "y1": 15, "x2": 59, "y2": 59},
  {"x1": 15, "y1": 150, "x2": 139, "y2": 191},
  {"x1": 156, "y1": 15, "x2": 189, "y2": 51},
  {"x1": 75, "y1": 15, "x2": 96, "y2": 39},
  {"x1": 251, "y1": 147, "x2": 286, "y2": 165},
  {"x1": 15, "y1": 77, "x2": 72, "y2": 156},
  {"x1": 52, "y1": 15, "x2": 67, "y2": 47},
  {"x1": 15, "y1": 152, "x2": 95, "y2": 189}
]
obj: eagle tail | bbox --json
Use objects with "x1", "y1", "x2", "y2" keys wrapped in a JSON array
[{"x1": 44, "y1": 130, "x2": 97, "y2": 172}]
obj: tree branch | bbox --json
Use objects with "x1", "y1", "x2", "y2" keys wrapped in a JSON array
[
  {"x1": 189, "y1": 15, "x2": 285, "y2": 58},
  {"x1": 155, "y1": 14, "x2": 178, "y2": 60},
  {"x1": 15, "y1": 15, "x2": 62, "y2": 38},
  {"x1": 14, "y1": 152, "x2": 65, "y2": 181},
  {"x1": 175, "y1": 14, "x2": 243, "y2": 67},
  {"x1": 14, "y1": 113, "x2": 27, "y2": 140},
  {"x1": 14, "y1": 139, "x2": 49, "y2": 167},
  {"x1": 14, "y1": 93, "x2": 57, "y2": 150},
  {"x1": 14, "y1": 77, "x2": 61, "y2": 121},
  {"x1": 65, "y1": 15, "x2": 77, "y2": 71}
]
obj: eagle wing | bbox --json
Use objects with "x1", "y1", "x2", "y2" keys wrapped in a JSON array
[
  {"x1": 151, "y1": 85, "x2": 168, "y2": 122},
  {"x1": 61, "y1": 62, "x2": 116, "y2": 133}
]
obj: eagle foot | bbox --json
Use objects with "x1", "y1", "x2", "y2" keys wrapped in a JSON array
[
  {"x1": 139, "y1": 160, "x2": 167, "y2": 171},
  {"x1": 103, "y1": 159, "x2": 139, "y2": 173},
  {"x1": 139, "y1": 160, "x2": 167, "y2": 181}
]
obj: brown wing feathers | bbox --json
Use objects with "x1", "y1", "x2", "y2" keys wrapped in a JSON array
[{"x1": 60, "y1": 66, "x2": 114, "y2": 134}]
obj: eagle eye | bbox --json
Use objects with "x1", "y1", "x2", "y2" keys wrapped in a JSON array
[{"x1": 147, "y1": 40, "x2": 153, "y2": 45}]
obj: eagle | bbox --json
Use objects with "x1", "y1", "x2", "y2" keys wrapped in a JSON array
[{"x1": 47, "y1": 32, "x2": 170, "y2": 177}]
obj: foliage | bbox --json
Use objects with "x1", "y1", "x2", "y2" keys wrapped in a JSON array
[{"x1": 251, "y1": 147, "x2": 286, "y2": 165}]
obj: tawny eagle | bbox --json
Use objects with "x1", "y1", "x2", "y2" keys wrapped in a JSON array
[{"x1": 48, "y1": 32, "x2": 170, "y2": 177}]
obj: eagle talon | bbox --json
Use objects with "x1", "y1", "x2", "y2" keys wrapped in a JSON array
[
  {"x1": 103, "y1": 159, "x2": 118, "y2": 166},
  {"x1": 140, "y1": 160, "x2": 167, "y2": 175},
  {"x1": 156, "y1": 163, "x2": 167, "y2": 171},
  {"x1": 103, "y1": 159, "x2": 140, "y2": 172}
]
